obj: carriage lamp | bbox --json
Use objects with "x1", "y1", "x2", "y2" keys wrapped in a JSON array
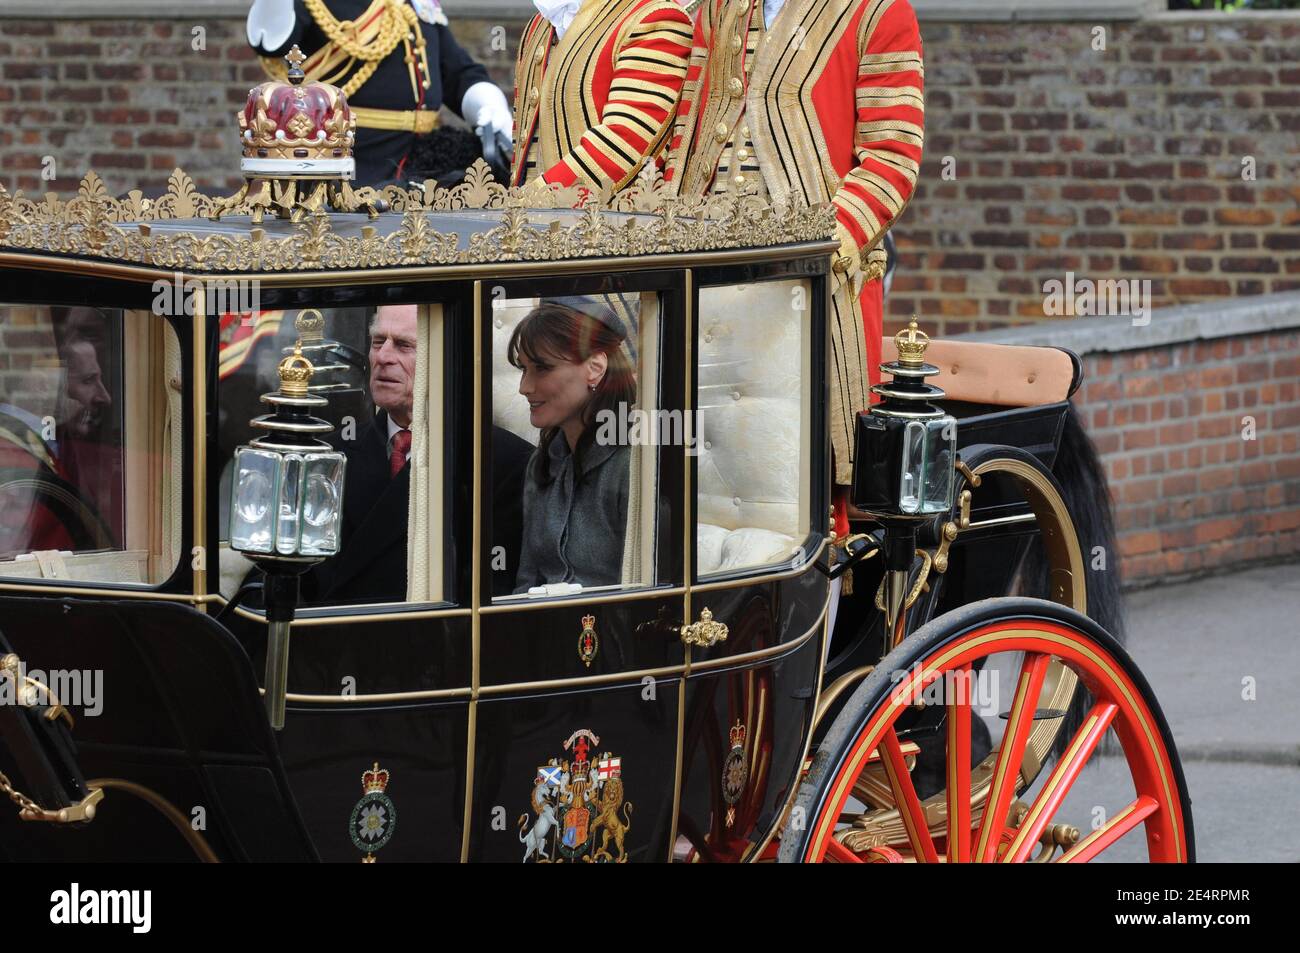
[
  {"x1": 229, "y1": 342, "x2": 347, "y2": 729},
  {"x1": 851, "y1": 320, "x2": 957, "y2": 641}
]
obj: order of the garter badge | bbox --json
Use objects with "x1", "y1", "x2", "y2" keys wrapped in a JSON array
[
  {"x1": 519, "y1": 729, "x2": 632, "y2": 863},
  {"x1": 722, "y1": 720, "x2": 748, "y2": 828},
  {"x1": 350, "y1": 762, "x2": 398, "y2": 862}
]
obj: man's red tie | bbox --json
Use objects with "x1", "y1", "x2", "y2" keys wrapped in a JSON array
[{"x1": 390, "y1": 429, "x2": 412, "y2": 478}]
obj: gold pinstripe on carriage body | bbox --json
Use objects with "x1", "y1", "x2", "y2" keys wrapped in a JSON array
[
  {"x1": 666, "y1": 267, "x2": 694, "y2": 859},
  {"x1": 191, "y1": 294, "x2": 207, "y2": 599},
  {"x1": 460, "y1": 281, "x2": 485, "y2": 863}
]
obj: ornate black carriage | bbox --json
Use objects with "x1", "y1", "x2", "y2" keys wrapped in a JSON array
[{"x1": 0, "y1": 162, "x2": 1192, "y2": 864}]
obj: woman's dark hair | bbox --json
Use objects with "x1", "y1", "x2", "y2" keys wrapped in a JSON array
[{"x1": 507, "y1": 302, "x2": 638, "y2": 481}]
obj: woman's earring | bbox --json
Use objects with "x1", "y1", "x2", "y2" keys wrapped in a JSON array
[{"x1": 588, "y1": 382, "x2": 597, "y2": 393}]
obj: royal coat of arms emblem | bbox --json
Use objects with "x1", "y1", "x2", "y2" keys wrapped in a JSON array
[
  {"x1": 518, "y1": 729, "x2": 632, "y2": 862},
  {"x1": 349, "y1": 762, "x2": 398, "y2": 862}
]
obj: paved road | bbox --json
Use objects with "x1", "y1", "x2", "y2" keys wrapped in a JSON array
[{"x1": 1057, "y1": 562, "x2": 1300, "y2": 862}]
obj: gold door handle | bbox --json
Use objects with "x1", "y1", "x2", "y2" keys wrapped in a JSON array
[{"x1": 676, "y1": 607, "x2": 729, "y2": 648}]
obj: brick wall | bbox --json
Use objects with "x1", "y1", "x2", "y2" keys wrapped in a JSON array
[
  {"x1": 894, "y1": 14, "x2": 1300, "y2": 339},
  {"x1": 0, "y1": 307, "x2": 58, "y2": 417},
  {"x1": 2, "y1": 13, "x2": 1297, "y2": 339},
  {"x1": 1080, "y1": 329, "x2": 1299, "y2": 585}
]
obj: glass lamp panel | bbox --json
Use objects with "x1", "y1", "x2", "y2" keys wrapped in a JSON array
[
  {"x1": 275, "y1": 453, "x2": 304, "y2": 555},
  {"x1": 921, "y1": 415, "x2": 957, "y2": 514},
  {"x1": 899, "y1": 420, "x2": 926, "y2": 515},
  {"x1": 230, "y1": 448, "x2": 281, "y2": 554},
  {"x1": 299, "y1": 452, "x2": 346, "y2": 556}
]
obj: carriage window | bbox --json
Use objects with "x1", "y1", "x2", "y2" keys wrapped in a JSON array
[
  {"x1": 696, "y1": 279, "x2": 812, "y2": 577},
  {"x1": 0, "y1": 305, "x2": 182, "y2": 586},
  {"x1": 489, "y1": 292, "x2": 662, "y2": 600},
  {"x1": 217, "y1": 304, "x2": 446, "y2": 608}
]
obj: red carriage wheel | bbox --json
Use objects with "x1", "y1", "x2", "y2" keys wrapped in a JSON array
[{"x1": 779, "y1": 597, "x2": 1194, "y2": 864}]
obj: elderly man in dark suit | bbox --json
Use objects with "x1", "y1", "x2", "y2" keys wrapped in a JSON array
[{"x1": 311, "y1": 304, "x2": 532, "y2": 603}]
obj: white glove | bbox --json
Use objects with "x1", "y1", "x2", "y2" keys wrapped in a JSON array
[
  {"x1": 247, "y1": 0, "x2": 296, "y2": 52},
  {"x1": 461, "y1": 81, "x2": 514, "y2": 141}
]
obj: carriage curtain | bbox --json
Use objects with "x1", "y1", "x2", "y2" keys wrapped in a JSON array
[
  {"x1": 620, "y1": 292, "x2": 658, "y2": 588},
  {"x1": 405, "y1": 303, "x2": 445, "y2": 604}
]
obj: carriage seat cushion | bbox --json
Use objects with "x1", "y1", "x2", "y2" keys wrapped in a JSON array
[
  {"x1": 697, "y1": 523, "x2": 797, "y2": 576},
  {"x1": 883, "y1": 338, "x2": 1075, "y2": 407}
]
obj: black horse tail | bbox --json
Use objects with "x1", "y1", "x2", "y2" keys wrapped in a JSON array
[{"x1": 1020, "y1": 401, "x2": 1126, "y2": 758}]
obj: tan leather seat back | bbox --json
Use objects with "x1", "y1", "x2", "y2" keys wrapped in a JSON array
[{"x1": 881, "y1": 337, "x2": 1075, "y2": 408}]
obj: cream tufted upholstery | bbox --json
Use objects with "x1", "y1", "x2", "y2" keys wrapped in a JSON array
[
  {"x1": 491, "y1": 298, "x2": 543, "y2": 448},
  {"x1": 695, "y1": 282, "x2": 807, "y2": 575}
]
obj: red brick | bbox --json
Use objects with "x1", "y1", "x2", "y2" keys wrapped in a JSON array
[
  {"x1": 1124, "y1": 375, "x2": 1161, "y2": 398},
  {"x1": 1121, "y1": 532, "x2": 1161, "y2": 557},
  {"x1": 1194, "y1": 517, "x2": 1240, "y2": 543},
  {"x1": 1272, "y1": 407, "x2": 1300, "y2": 430},
  {"x1": 1198, "y1": 416, "x2": 1238, "y2": 440}
]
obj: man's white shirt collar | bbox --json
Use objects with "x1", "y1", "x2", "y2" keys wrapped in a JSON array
[
  {"x1": 534, "y1": 0, "x2": 582, "y2": 39},
  {"x1": 764, "y1": 0, "x2": 786, "y2": 29}
]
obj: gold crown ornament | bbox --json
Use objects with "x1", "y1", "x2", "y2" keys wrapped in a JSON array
[
  {"x1": 894, "y1": 318, "x2": 931, "y2": 368},
  {"x1": 277, "y1": 341, "x2": 316, "y2": 398},
  {"x1": 295, "y1": 308, "x2": 326, "y2": 344},
  {"x1": 239, "y1": 46, "x2": 356, "y2": 173},
  {"x1": 211, "y1": 46, "x2": 383, "y2": 224}
]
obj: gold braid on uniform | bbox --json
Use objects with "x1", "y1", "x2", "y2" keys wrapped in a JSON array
[{"x1": 264, "y1": 0, "x2": 426, "y2": 100}]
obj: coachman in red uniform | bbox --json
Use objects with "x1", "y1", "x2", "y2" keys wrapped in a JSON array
[
  {"x1": 665, "y1": 0, "x2": 924, "y2": 524},
  {"x1": 512, "y1": 0, "x2": 694, "y2": 195}
]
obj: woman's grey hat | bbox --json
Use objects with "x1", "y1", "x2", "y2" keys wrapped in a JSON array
[
  {"x1": 539, "y1": 294, "x2": 640, "y2": 362},
  {"x1": 540, "y1": 295, "x2": 637, "y2": 339}
]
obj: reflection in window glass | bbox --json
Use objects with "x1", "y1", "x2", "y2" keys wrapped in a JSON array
[
  {"x1": 697, "y1": 280, "x2": 810, "y2": 576},
  {"x1": 490, "y1": 293, "x2": 660, "y2": 600},
  {"x1": 217, "y1": 305, "x2": 443, "y2": 607},
  {"x1": 0, "y1": 305, "x2": 181, "y2": 585}
]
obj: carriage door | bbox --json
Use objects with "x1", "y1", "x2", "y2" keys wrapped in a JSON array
[
  {"x1": 675, "y1": 268, "x2": 832, "y2": 862},
  {"x1": 466, "y1": 274, "x2": 689, "y2": 863}
]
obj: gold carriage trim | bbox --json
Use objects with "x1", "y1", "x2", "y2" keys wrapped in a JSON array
[{"x1": 0, "y1": 162, "x2": 836, "y2": 274}]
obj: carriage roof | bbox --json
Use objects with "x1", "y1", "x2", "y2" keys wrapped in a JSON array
[{"x1": 0, "y1": 163, "x2": 838, "y2": 286}]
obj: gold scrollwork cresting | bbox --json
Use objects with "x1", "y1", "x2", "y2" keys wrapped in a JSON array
[{"x1": 0, "y1": 160, "x2": 837, "y2": 274}]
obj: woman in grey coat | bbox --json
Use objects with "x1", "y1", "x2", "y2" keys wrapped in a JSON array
[{"x1": 509, "y1": 297, "x2": 637, "y2": 593}]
